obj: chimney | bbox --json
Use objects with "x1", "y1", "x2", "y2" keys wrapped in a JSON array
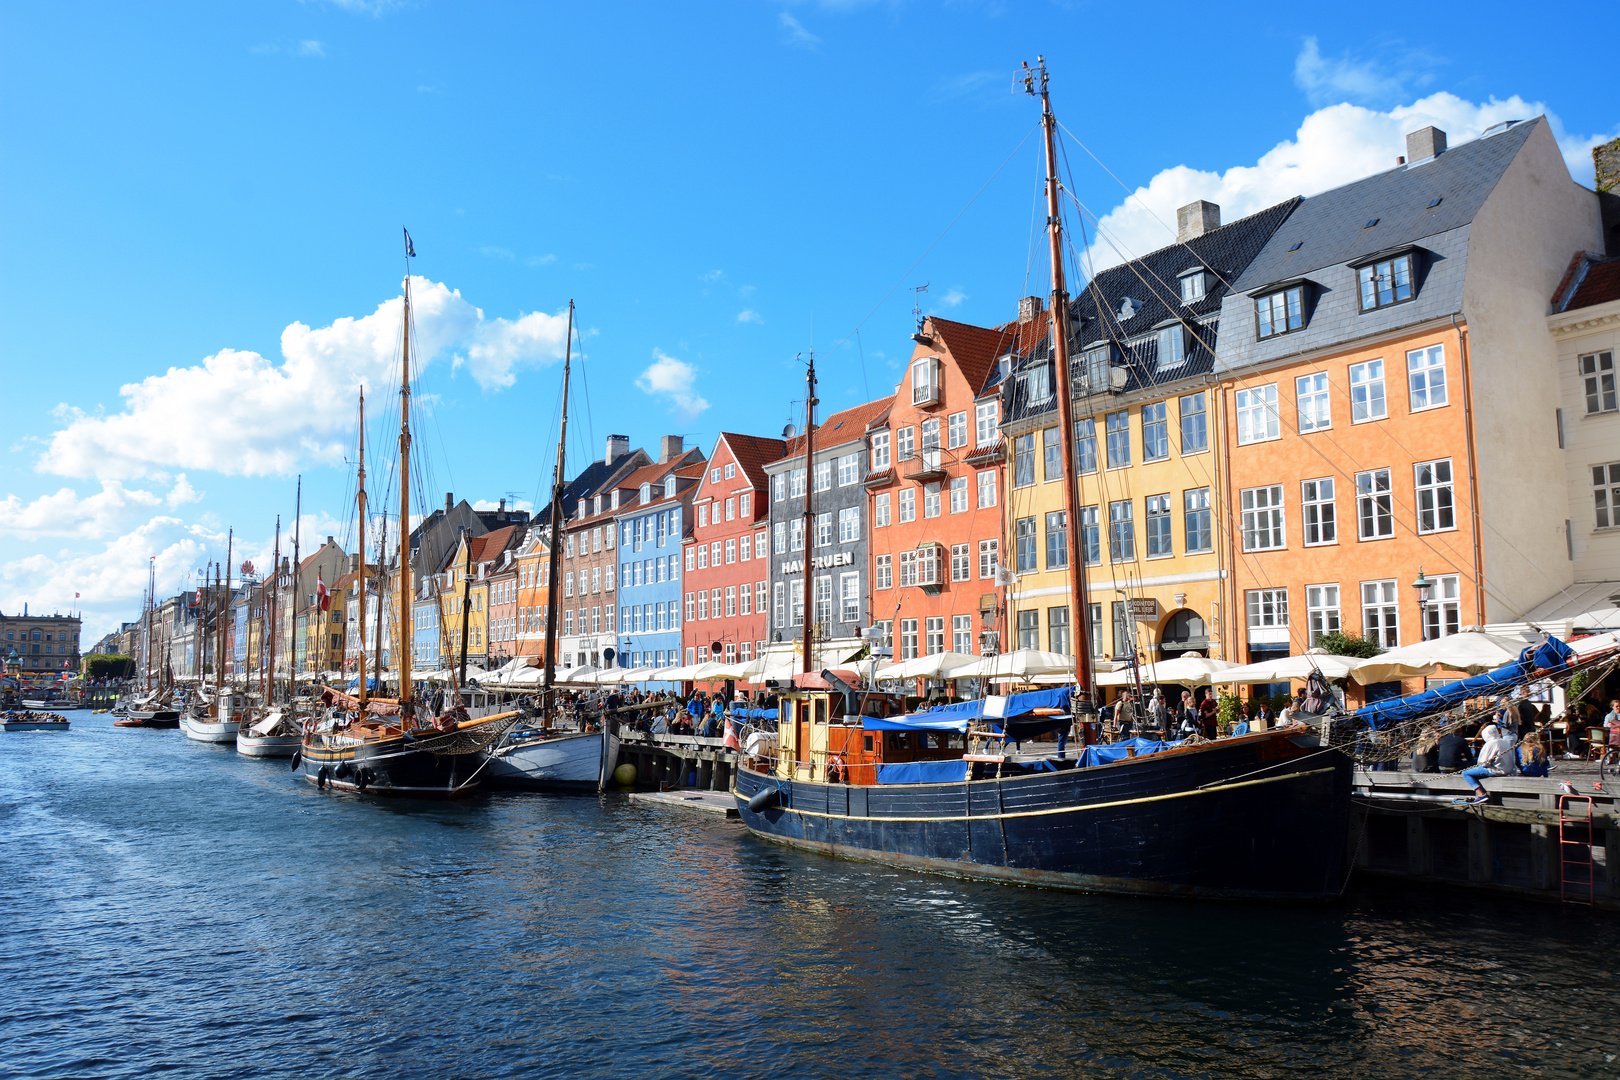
[
  {"x1": 1017, "y1": 296, "x2": 1043, "y2": 321},
  {"x1": 498, "y1": 498, "x2": 506, "y2": 512},
  {"x1": 1176, "y1": 201, "x2": 1220, "y2": 243},
  {"x1": 605, "y1": 434, "x2": 629, "y2": 464},
  {"x1": 326, "y1": 535, "x2": 334, "y2": 547},
  {"x1": 445, "y1": 492, "x2": 453, "y2": 514},
  {"x1": 350, "y1": 553, "x2": 360, "y2": 572},
  {"x1": 1405, "y1": 126, "x2": 1447, "y2": 164},
  {"x1": 660, "y1": 435, "x2": 684, "y2": 463},
  {"x1": 1595, "y1": 136, "x2": 1620, "y2": 194}
]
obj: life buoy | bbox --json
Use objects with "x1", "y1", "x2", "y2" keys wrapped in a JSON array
[{"x1": 825, "y1": 755, "x2": 846, "y2": 784}]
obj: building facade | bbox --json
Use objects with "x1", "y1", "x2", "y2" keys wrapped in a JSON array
[
  {"x1": 616, "y1": 451, "x2": 705, "y2": 681},
  {"x1": 0, "y1": 608, "x2": 83, "y2": 675}
]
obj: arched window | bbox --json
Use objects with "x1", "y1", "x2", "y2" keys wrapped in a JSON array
[{"x1": 1160, "y1": 609, "x2": 1208, "y2": 653}]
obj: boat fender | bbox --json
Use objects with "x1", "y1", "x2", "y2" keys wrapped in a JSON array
[
  {"x1": 747, "y1": 786, "x2": 780, "y2": 813},
  {"x1": 334, "y1": 761, "x2": 353, "y2": 780},
  {"x1": 316, "y1": 766, "x2": 330, "y2": 789},
  {"x1": 356, "y1": 767, "x2": 372, "y2": 793},
  {"x1": 290, "y1": 750, "x2": 301, "y2": 771}
]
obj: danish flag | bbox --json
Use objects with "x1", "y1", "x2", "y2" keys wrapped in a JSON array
[{"x1": 317, "y1": 574, "x2": 331, "y2": 612}]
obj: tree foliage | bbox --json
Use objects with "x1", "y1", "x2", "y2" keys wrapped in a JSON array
[
  {"x1": 84, "y1": 654, "x2": 136, "y2": 679},
  {"x1": 1315, "y1": 631, "x2": 1381, "y2": 659}
]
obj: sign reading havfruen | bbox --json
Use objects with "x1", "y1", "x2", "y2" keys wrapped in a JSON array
[{"x1": 779, "y1": 551, "x2": 855, "y2": 575}]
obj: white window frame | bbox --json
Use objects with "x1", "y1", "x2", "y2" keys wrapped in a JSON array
[
  {"x1": 839, "y1": 572, "x2": 861, "y2": 622},
  {"x1": 899, "y1": 488, "x2": 915, "y2": 523},
  {"x1": 1246, "y1": 588, "x2": 1289, "y2": 628},
  {"x1": 837, "y1": 453, "x2": 859, "y2": 486},
  {"x1": 1595, "y1": 462, "x2": 1620, "y2": 528},
  {"x1": 1301, "y1": 477, "x2": 1336, "y2": 546},
  {"x1": 870, "y1": 431, "x2": 891, "y2": 470},
  {"x1": 1235, "y1": 384, "x2": 1280, "y2": 445},
  {"x1": 1414, "y1": 458, "x2": 1455, "y2": 534},
  {"x1": 947, "y1": 411, "x2": 968, "y2": 449},
  {"x1": 1305, "y1": 583, "x2": 1340, "y2": 647},
  {"x1": 1240, "y1": 484, "x2": 1285, "y2": 551},
  {"x1": 1581, "y1": 351, "x2": 1617, "y2": 415},
  {"x1": 875, "y1": 491, "x2": 890, "y2": 527},
  {"x1": 1349, "y1": 360, "x2": 1387, "y2": 423},
  {"x1": 976, "y1": 470, "x2": 997, "y2": 509},
  {"x1": 1295, "y1": 372, "x2": 1331, "y2": 433},
  {"x1": 1407, "y1": 344, "x2": 1447, "y2": 412},
  {"x1": 1424, "y1": 573, "x2": 1461, "y2": 639},
  {"x1": 876, "y1": 553, "x2": 892, "y2": 590},
  {"x1": 975, "y1": 401, "x2": 999, "y2": 447},
  {"x1": 951, "y1": 543, "x2": 970, "y2": 581},
  {"x1": 838, "y1": 506, "x2": 860, "y2": 543},
  {"x1": 1361, "y1": 579, "x2": 1399, "y2": 649},
  {"x1": 978, "y1": 538, "x2": 999, "y2": 580},
  {"x1": 1355, "y1": 468, "x2": 1394, "y2": 541},
  {"x1": 949, "y1": 476, "x2": 968, "y2": 514}
]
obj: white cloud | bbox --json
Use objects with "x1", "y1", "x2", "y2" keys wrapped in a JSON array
[
  {"x1": 779, "y1": 13, "x2": 819, "y2": 49},
  {"x1": 526, "y1": 254, "x2": 556, "y2": 266},
  {"x1": 478, "y1": 245, "x2": 515, "y2": 260},
  {"x1": 737, "y1": 309, "x2": 763, "y2": 324},
  {"x1": 636, "y1": 349, "x2": 710, "y2": 419},
  {"x1": 1292, "y1": 37, "x2": 1436, "y2": 107},
  {"x1": 0, "y1": 476, "x2": 201, "y2": 541},
  {"x1": 701, "y1": 269, "x2": 725, "y2": 283},
  {"x1": 41, "y1": 278, "x2": 571, "y2": 480},
  {"x1": 937, "y1": 288, "x2": 967, "y2": 309},
  {"x1": 1081, "y1": 91, "x2": 1616, "y2": 274},
  {"x1": 296, "y1": 40, "x2": 326, "y2": 58}
]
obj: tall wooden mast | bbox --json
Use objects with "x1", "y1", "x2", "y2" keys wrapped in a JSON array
[
  {"x1": 397, "y1": 268, "x2": 415, "y2": 711},
  {"x1": 542, "y1": 301, "x2": 573, "y2": 697},
  {"x1": 356, "y1": 389, "x2": 368, "y2": 708},
  {"x1": 1024, "y1": 57, "x2": 1095, "y2": 706},
  {"x1": 216, "y1": 530, "x2": 231, "y2": 710},
  {"x1": 267, "y1": 518, "x2": 279, "y2": 705},
  {"x1": 800, "y1": 351, "x2": 817, "y2": 676}
]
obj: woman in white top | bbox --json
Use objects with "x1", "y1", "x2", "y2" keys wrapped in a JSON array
[{"x1": 1459, "y1": 723, "x2": 1517, "y2": 805}]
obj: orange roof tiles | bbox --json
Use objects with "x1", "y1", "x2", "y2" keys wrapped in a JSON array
[
  {"x1": 929, "y1": 314, "x2": 1043, "y2": 394},
  {"x1": 778, "y1": 395, "x2": 895, "y2": 460}
]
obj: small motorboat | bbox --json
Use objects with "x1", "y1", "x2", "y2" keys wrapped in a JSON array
[{"x1": 3, "y1": 710, "x2": 70, "y2": 732}]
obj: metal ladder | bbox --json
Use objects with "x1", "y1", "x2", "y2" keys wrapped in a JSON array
[{"x1": 1559, "y1": 795, "x2": 1595, "y2": 906}]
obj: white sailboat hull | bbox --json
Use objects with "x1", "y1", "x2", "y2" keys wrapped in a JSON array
[
  {"x1": 180, "y1": 715, "x2": 241, "y2": 743},
  {"x1": 484, "y1": 730, "x2": 618, "y2": 790},
  {"x1": 236, "y1": 731, "x2": 302, "y2": 757}
]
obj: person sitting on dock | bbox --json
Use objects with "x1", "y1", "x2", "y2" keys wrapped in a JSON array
[
  {"x1": 1437, "y1": 727, "x2": 1474, "y2": 771},
  {"x1": 1459, "y1": 722, "x2": 1517, "y2": 805}
]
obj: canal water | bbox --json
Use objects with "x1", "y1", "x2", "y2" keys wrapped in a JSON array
[{"x1": 3, "y1": 714, "x2": 1618, "y2": 1080}]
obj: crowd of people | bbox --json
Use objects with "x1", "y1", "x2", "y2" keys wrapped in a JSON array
[{"x1": 1416, "y1": 688, "x2": 1620, "y2": 805}]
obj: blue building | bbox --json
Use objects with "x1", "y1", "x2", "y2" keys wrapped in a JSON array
[{"x1": 614, "y1": 453, "x2": 704, "y2": 687}]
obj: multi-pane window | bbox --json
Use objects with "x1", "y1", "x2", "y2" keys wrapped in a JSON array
[
  {"x1": 923, "y1": 483, "x2": 941, "y2": 519},
  {"x1": 925, "y1": 616, "x2": 945, "y2": 655},
  {"x1": 838, "y1": 454, "x2": 860, "y2": 486},
  {"x1": 772, "y1": 474, "x2": 786, "y2": 502},
  {"x1": 1109, "y1": 500, "x2": 1135, "y2": 561},
  {"x1": 1356, "y1": 469, "x2": 1394, "y2": 540},
  {"x1": 740, "y1": 534, "x2": 751, "y2": 561},
  {"x1": 899, "y1": 488, "x2": 915, "y2": 523},
  {"x1": 725, "y1": 586, "x2": 737, "y2": 618},
  {"x1": 1246, "y1": 588, "x2": 1288, "y2": 628},
  {"x1": 1106, "y1": 410, "x2": 1131, "y2": 468},
  {"x1": 949, "y1": 476, "x2": 968, "y2": 514},
  {"x1": 773, "y1": 581, "x2": 785, "y2": 628},
  {"x1": 790, "y1": 519, "x2": 805, "y2": 551},
  {"x1": 1304, "y1": 584, "x2": 1340, "y2": 646},
  {"x1": 739, "y1": 583, "x2": 750, "y2": 615},
  {"x1": 1075, "y1": 418, "x2": 1098, "y2": 473},
  {"x1": 1425, "y1": 573, "x2": 1461, "y2": 639},
  {"x1": 1356, "y1": 253, "x2": 1414, "y2": 311},
  {"x1": 1183, "y1": 489, "x2": 1211, "y2": 553},
  {"x1": 876, "y1": 553, "x2": 892, "y2": 590},
  {"x1": 756, "y1": 581, "x2": 767, "y2": 614},
  {"x1": 1407, "y1": 345, "x2": 1446, "y2": 411},
  {"x1": 697, "y1": 591, "x2": 709, "y2": 620},
  {"x1": 947, "y1": 412, "x2": 968, "y2": 449},
  {"x1": 871, "y1": 431, "x2": 891, "y2": 470},
  {"x1": 1141, "y1": 402, "x2": 1169, "y2": 461},
  {"x1": 1042, "y1": 426, "x2": 1062, "y2": 481},
  {"x1": 1180, "y1": 270, "x2": 1206, "y2": 303},
  {"x1": 1045, "y1": 510, "x2": 1068, "y2": 569},
  {"x1": 921, "y1": 418, "x2": 940, "y2": 451},
  {"x1": 975, "y1": 401, "x2": 999, "y2": 446},
  {"x1": 1296, "y1": 372, "x2": 1331, "y2": 432},
  {"x1": 1301, "y1": 478, "x2": 1336, "y2": 546},
  {"x1": 951, "y1": 543, "x2": 971, "y2": 581},
  {"x1": 875, "y1": 492, "x2": 890, "y2": 527},
  {"x1": 1080, "y1": 505, "x2": 1100, "y2": 565},
  {"x1": 1015, "y1": 516, "x2": 1038, "y2": 573},
  {"x1": 1256, "y1": 285, "x2": 1303, "y2": 338},
  {"x1": 1179, "y1": 393, "x2": 1206, "y2": 454},
  {"x1": 1082, "y1": 344, "x2": 1112, "y2": 394},
  {"x1": 898, "y1": 551, "x2": 919, "y2": 587},
  {"x1": 977, "y1": 470, "x2": 997, "y2": 508},
  {"x1": 815, "y1": 461, "x2": 833, "y2": 492},
  {"x1": 774, "y1": 522, "x2": 787, "y2": 554},
  {"x1": 1240, "y1": 485, "x2": 1284, "y2": 551},
  {"x1": 900, "y1": 619, "x2": 919, "y2": 660},
  {"x1": 1156, "y1": 323, "x2": 1186, "y2": 371},
  {"x1": 838, "y1": 506, "x2": 860, "y2": 542},
  {"x1": 840, "y1": 572, "x2": 861, "y2": 623},
  {"x1": 791, "y1": 467, "x2": 807, "y2": 497},
  {"x1": 1013, "y1": 433, "x2": 1036, "y2": 487},
  {"x1": 790, "y1": 582, "x2": 804, "y2": 627},
  {"x1": 1415, "y1": 459, "x2": 1455, "y2": 533},
  {"x1": 1017, "y1": 609, "x2": 1039, "y2": 650},
  {"x1": 1145, "y1": 494, "x2": 1173, "y2": 557},
  {"x1": 953, "y1": 614, "x2": 973, "y2": 655},
  {"x1": 1594, "y1": 463, "x2": 1620, "y2": 527},
  {"x1": 725, "y1": 538, "x2": 736, "y2": 563},
  {"x1": 896, "y1": 426, "x2": 915, "y2": 461},
  {"x1": 1582, "y1": 352, "x2": 1617, "y2": 415},
  {"x1": 1361, "y1": 580, "x2": 1399, "y2": 648},
  {"x1": 1236, "y1": 384, "x2": 1279, "y2": 444},
  {"x1": 1349, "y1": 360, "x2": 1387, "y2": 422},
  {"x1": 1047, "y1": 605, "x2": 1071, "y2": 655},
  {"x1": 979, "y1": 538, "x2": 1000, "y2": 579},
  {"x1": 813, "y1": 576, "x2": 832, "y2": 624}
]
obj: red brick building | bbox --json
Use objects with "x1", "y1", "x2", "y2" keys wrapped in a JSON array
[{"x1": 681, "y1": 432, "x2": 786, "y2": 670}]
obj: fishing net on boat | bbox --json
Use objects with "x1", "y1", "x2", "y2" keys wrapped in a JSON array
[{"x1": 399, "y1": 704, "x2": 528, "y2": 756}]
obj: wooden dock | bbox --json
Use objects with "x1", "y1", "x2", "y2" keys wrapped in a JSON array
[{"x1": 627, "y1": 789, "x2": 739, "y2": 818}]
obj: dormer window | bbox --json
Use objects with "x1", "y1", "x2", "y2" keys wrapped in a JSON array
[
  {"x1": 1155, "y1": 323, "x2": 1188, "y2": 371},
  {"x1": 1018, "y1": 362, "x2": 1052, "y2": 406},
  {"x1": 1118, "y1": 297, "x2": 1141, "y2": 320},
  {"x1": 1255, "y1": 284, "x2": 1305, "y2": 339},
  {"x1": 593, "y1": 495, "x2": 602, "y2": 515},
  {"x1": 1177, "y1": 269, "x2": 1207, "y2": 303},
  {"x1": 640, "y1": 482, "x2": 651, "y2": 502},
  {"x1": 610, "y1": 490, "x2": 619, "y2": 510},
  {"x1": 664, "y1": 477, "x2": 676, "y2": 498},
  {"x1": 1079, "y1": 343, "x2": 1114, "y2": 395},
  {"x1": 911, "y1": 356, "x2": 941, "y2": 406},
  {"x1": 1355, "y1": 251, "x2": 1414, "y2": 312}
]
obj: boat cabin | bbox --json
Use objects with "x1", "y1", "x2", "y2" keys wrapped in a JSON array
[{"x1": 773, "y1": 669, "x2": 968, "y2": 784}]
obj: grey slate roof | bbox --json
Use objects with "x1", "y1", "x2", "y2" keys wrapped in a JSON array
[
  {"x1": 1004, "y1": 197, "x2": 1301, "y2": 423},
  {"x1": 1231, "y1": 119, "x2": 1538, "y2": 294}
]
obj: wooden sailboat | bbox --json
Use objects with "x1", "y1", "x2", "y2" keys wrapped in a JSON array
[
  {"x1": 297, "y1": 234, "x2": 522, "y2": 796},
  {"x1": 482, "y1": 299, "x2": 621, "y2": 791},
  {"x1": 119, "y1": 558, "x2": 181, "y2": 728},
  {"x1": 183, "y1": 542, "x2": 243, "y2": 743},
  {"x1": 730, "y1": 60, "x2": 1353, "y2": 901},
  {"x1": 237, "y1": 518, "x2": 302, "y2": 756}
]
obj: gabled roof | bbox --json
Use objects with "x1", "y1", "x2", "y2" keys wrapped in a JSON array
[
  {"x1": 535, "y1": 449, "x2": 646, "y2": 526},
  {"x1": 929, "y1": 317, "x2": 1036, "y2": 396},
  {"x1": 775, "y1": 395, "x2": 894, "y2": 460},
  {"x1": 1554, "y1": 250, "x2": 1620, "y2": 312},
  {"x1": 1232, "y1": 119, "x2": 1540, "y2": 293},
  {"x1": 714, "y1": 432, "x2": 787, "y2": 491}
]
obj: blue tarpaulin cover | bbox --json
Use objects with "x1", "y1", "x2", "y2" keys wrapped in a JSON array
[
  {"x1": 1074, "y1": 737, "x2": 1182, "y2": 768},
  {"x1": 866, "y1": 686, "x2": 1073, "y2": 735},
  {"x1": 875, "y1": 759, "x2": 971, "y2": 784},
  {"x1": 733, "y1": 707, "x2": 778, "y2": 721},
  {"x1": 1353, "y1": 636, "x2": 1575, "y2": 729}
]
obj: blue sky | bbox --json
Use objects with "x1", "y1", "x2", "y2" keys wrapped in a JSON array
[{"x1": 1, "y1": 0, "x2": 1613, "y2": 641}]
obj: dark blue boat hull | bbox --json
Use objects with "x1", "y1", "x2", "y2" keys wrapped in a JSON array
[
  {"x1": 299, "y1": 735, "x2": 482, "y2": 798},
  {"x1": 733, "y1": 733, "x2": 1352, "y2": 902}
]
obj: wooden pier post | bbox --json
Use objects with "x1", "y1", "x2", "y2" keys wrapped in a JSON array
[
  {"x1": 1406, "y1": 816, "x2": 1431, "y2": 877},
  {"x1": 1466, "y1": 817, "x2": 1493, "y2": 884}
]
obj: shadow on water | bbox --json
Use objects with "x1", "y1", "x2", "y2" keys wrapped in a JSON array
[{"x1": 1, "y1": 713, "x2": 1617, "y2": 1079}]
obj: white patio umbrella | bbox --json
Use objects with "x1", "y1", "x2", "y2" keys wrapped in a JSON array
[
  {"x1": 949, "y1": 649, "x2": 1074, "y2": 681},
  {"x1": 1350, "y1": 627, "x2": 1535, "y2": 684},
  {"x1": 1209, "y1": 649, "x2": 1362, "y2": 685},
  {"x1": 873, "y1": 651, "x2": 978, "y2": 681},
  {"x1": 740, "y1": 643, "x2": 865, "y2": 683},
  {"x1": 554, "y1": 663, "x2": 601, "y2": 685},
  {"x1": 1096, "y1": 655, "x2": 1241, "y2": 687}
]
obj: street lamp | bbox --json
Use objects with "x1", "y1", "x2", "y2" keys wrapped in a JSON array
[{"x1": 1411, "y1": 567, "x2": 1434, "y2": 641}]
